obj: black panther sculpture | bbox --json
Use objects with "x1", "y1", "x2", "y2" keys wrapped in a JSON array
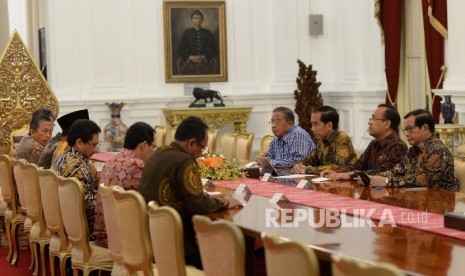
[{"x1": 189, "y1": 87, "x2": 225, "y2": 107}]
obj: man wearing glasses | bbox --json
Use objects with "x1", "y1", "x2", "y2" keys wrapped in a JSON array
[
  {"x1": 322, "y1": 104, "x2": 407, "y2": 180},
  {"x1": 370, "y1": 109, "x2": 458, "y2": 191},
  {"x1": 52, "y1": 119, "x2": 102, "y2": 238},
  {"x1": 139, "y1": 116, "x2": 241, "y2": 269},
  {"x1": 265, "y1": 106, "x2": 315, "y2": 169},
  {"x1": 93, "y1": 122, "x2": 155, "y2": 248}
]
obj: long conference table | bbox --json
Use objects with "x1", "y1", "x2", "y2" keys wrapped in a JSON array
[{"x1": 206, "y1": 176, "x2": 465, "y2": 276}]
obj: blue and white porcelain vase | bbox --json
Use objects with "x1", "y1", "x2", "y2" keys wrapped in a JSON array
[
  {"x1": 441, "y1": 95, "x2": 455, "y2": 124},
  {"x1": 104, "y1": 102, "x2": 128, "y2": 150}
]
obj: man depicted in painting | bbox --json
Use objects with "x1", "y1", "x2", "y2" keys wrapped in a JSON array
[{"x1": 176, "y1": 9, "x2": 219, "y2": 75}]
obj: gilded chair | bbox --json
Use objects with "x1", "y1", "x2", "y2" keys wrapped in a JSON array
[
  {"x1": 11, "y1": 158, "x2": 30, "y2": 267},
  {"x1": 259, "y1": 135, "x2": 274, "y2": 156},
  {"x1": 0, "y1": 188, "x2": 6, "y2": 247},
  {"x1": 219, "y1": 133, "x2": 238, "y2": 161},
  {"x1": 234, "y1": 133, "x2": 254, "y2": 166},
  {"x1": 331, "y1": 254, "x2": 404, "y2": 276},
  {"x1": 454, "y1": 156, "x2": 465, "y2": 192},
  {"x1": 192, "y1": 215, "x2": 245, "y2": 276},
  {"x1": 58, "y1": 177, "x2": 113, "y2": 275},
  {"x1": 154, "y1": 125, "x2": 167, "y2": 147},
  {"x1": 112, "y1": 188, "x2": 154, "y2": 276},
  {"x1": 261, "y1": 233, "x2": 319, "y2": 276},
  {"x1": 21, "y1": 162, "x2": 51, "y2": 276},
  {"x1": 99, "y1": 184, "x2": 127, "y2": 276},
  {"x1": 165, "y1": 127, "x2": 177, "y2": 146},
  {"x1": 207, "y1": 129, "x2": 219, "y2": 153},
  {"x1": 147, "y1": 202, "x2": 204, "y2": 276},
  {"x1": 38, "y1": 168, "x2": 71, "y2": 276},
  {"x1": 0, "y1": 154, "x2": 25, "y2": 265}
]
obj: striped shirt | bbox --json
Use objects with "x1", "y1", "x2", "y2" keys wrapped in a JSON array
[{"x1": 266, "y1": 125, "x2": 315, "y2": 168}]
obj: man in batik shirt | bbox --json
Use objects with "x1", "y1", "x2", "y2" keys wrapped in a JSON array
[
  {"x1": 15, "y1": 108, "x2": 54, "y2": 164},
  {"x1": 370, "y1": 109, "x2": 458, "y2": 191},
  {"x1": 38, "y1": 109, "x2": 89, "y2": 169},
  {"x1": 52, "y1": 119, "x2": 101, "y2": 237},
  {"x1": 139, "y1": 116, "x2": 241, "y2": 269},
  {"x1": 292, "y1": 105, "x2": 357, "y2": 174},
  {"x1": 322, "y1": 104, "x2": 407, "y2": 180},
  {"x1": 93, "y1": 122, "x2": 155, "y2": 247}
]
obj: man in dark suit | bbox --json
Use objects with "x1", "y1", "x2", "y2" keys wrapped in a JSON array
[{"x1": 176, "y1": 9, "x2": 219, "y2": 75}]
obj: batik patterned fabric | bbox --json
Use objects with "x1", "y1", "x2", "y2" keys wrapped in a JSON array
[
  {"x1": 52, "y1": 146, "x2": 97, "y2": 234},
  {"x1": 93, "y1": 148, "x2": 145, "y2": 247},
  {"x1": 266, "y1": 125, "x2": 315, "y2": 168},
  {"x1": 303, "y1": 130, "x2": 357, "y2": 174},
  {"x1": 14, "y1": 135, "x2": 44, "y2": 164},
  {"x1": 337, "y1": 132, "x2": 407, "y2": 175},
  {"x1": 381, "y1": 136, "x2": 458, "y2": 191},
  {"x1": 139, "y1": 143, "x2": 228, "y2": 257},
  {"x1": 38, "y1": 132, "x2": 62, "y2": 169}
]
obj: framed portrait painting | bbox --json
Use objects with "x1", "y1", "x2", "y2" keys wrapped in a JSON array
[{"x1": 163, "y1": 1, "x2": 227, "y2": 83}]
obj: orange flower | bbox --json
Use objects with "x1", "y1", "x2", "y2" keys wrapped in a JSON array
[{"x1": 207, "y1": 156, "x2": 223, "y2": 168}]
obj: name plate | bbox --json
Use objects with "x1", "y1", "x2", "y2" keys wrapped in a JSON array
[
  {"x1": 296, "y1": 180, "x2": 310, "y2": 189},
  {"x1": 234, "y1": 183, "x2": 251, "y2": 195},
  {"x1": 261, "y1": 173, "x2": 272, "y2": 182},
  {"x1": 201, "y1": 179, "x2": 215, "y2": 188},
  {"x1": 444, "y1": 212, "x2": 465, "y2": 231}
]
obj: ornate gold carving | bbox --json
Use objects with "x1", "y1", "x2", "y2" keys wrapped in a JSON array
[
  {"x1": 435, "y1": 124, "x2": 465, "y2": 155},
  {"x1": 0, "y1": 31, "x2": 59, "y2": 155},
  {"x1": 162, "y1": 107, "x2": 252, "y2": 133}
]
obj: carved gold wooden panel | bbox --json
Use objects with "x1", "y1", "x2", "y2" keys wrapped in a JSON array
[{"x1": 0, "y1": 30, "x2": 59, "y2": 155}]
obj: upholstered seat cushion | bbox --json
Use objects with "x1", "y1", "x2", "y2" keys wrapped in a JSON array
[
  {"x1": 49, "y1": 234, "x2": 72, "y2": 253},
  {"x1": 29, "y1": 221, "x2": 51, "y2": 240},
  {"x1": 71, "y1": 244, "x2": 113, "y2": 265}
]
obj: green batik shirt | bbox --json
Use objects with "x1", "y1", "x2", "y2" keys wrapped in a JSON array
[{"x1": 304, "y1": 130, "x2": 357, "y2": 174}]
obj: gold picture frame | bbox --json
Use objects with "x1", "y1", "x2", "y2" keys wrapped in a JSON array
[{"x1": 163, "y1": 1, "x2": 227, "y2": 83}]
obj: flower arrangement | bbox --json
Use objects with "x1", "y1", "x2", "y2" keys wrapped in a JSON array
[{"x1": 197, "y1": 153, "x2": 246, "y2": 180}]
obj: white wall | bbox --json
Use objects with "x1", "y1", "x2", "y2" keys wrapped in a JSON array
[{"x1": 6, "y1": 0, "x2": 389, "y2": 156}]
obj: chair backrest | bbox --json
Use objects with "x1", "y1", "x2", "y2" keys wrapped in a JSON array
[
  {"x1": 147, "y1": 202, "x2": 187, "y2": 276},
  {"x1": 331, "y1": 254, "x2": 404, "y2": 276},
  {"x1": 259, "y1": 135, "x2": 274, "y2": 156},
  {"x1": 193, "y1": 215, "x2": 245, "y2": 276},
  {"x1": 454, "y1": 156, "x2": 465, "y2": 192},
  {"x1": 219, "y1": 133, "x2": 237, "y2": 161},
  {"x1": 113, "y1": 188, "x2": 153, "y2": 276},
  {"x1": 58, "y1": 177, "x2": 92, "y2": 263},
  {"x1": 154, "y1": 125, "x2": 167, "y2": 147},
  {"x1": 234, "y1": 133, "x2": 254, "y2": 166},
  {"x1": 262, "y1": 233, "x2": 319, "y2": 276},
  {"x1": 0, "y1": 154, "x2": 19, "y2": 217},
  {"x1": 99, "y1": 184, "x2": 124, "y2": 261},
  {"x1": 21, "y1": 162, "x2": 47, "y2": 235},
  {"x1": 207, "y1": 129, "x2": 219, "y2": 153},
  {"x1": 38, "y1": 168, "x2": 68, "y2": 251},
  {"x1": 165, "y1": 127, "x2": 176, "y2": 146},
  {"x1": 12, "y1": 158, "x2": 27, "y2": 212}
]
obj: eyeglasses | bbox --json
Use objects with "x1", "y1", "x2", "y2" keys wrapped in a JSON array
[
  {"x1": 86, "y1": 142, "x2": 99, "y2": 148},
  {"x1": 402, "y1": 125, "x2": 418, "y2": 134},
  {"x1": 368, "y1": 117, "x2": 386, "y2": 123},
  {"x1": 269, "y1": 119, "x2": 287, "y2": 126},
  {"x1": 196, "y1": 140, "x2": 208, "y2": 149}
]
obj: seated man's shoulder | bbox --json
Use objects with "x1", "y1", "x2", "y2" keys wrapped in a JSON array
[{"x1": 429, "y1": 137, "x2": 453, "y2": 155}]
